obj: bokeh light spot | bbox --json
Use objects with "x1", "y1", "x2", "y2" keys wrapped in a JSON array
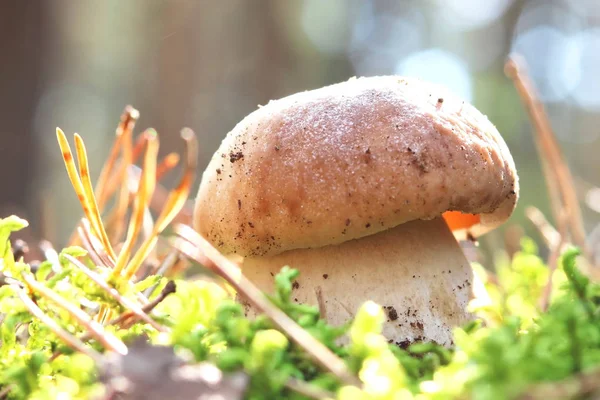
[
  {"x1": 511, "y1": 26, "x2": 580, "y2": 103},
  {"x1": 395, "y1": 49, "x2": 472, "y2": 103}
]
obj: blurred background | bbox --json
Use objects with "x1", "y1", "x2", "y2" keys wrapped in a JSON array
[{"x1": 1, "y1": 0, "x2": 600, "y2": 266}]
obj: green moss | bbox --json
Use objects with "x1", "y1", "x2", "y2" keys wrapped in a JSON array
[{"x1": 0, "y1": 215, "x2": 599, "y2": 399}]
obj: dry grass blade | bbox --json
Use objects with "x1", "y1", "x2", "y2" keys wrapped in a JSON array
[
  {"x1": 77, "y1": 226, "x2": 106, "y2": 267},
  {"x1": 103, "y1": 151, "x2": 179, "y2": 246},
  {"x1": 123, "y1": 129, "x2": 198, "y2": 280},
  {"x1": 21, "y1": 273, "x2": 128, "y2": 355},
  {"x1": 131, "y1": 130, "x2": 147, "y2": 163},
  {"x1": 505, "y1": 55, "x2": 589, "y2": 262},
  {"x1": 95, "y1": 106, "x2": 139, "y2": 210},
  {"x1": 103, "y1": 127, "x2": 136, "y2": 245},
  {"x1": 12, "y1": 284, "x2": 104, "y2": 363},
  {"x1": 103, "y1": 130, "x2": 145, "y2": 205},
  {"x1": 170, "y1": 223, "x2": 360, "y2": 387},
  {"x1": 112, "y1": 131, "x2": 159, "y2": 277},
  {"x1": 64, "y1": 254, "x2": 167, "y2": 332},
  {"x1": 79, "y1": 218, "x2": 115, "y2": 268},
  {"x1": 156, "y1": 152, "x2": 180, "y2": 181},
  {"x1": 525, "y1": 206, "x2": 560, "y2": 249},
  {"x1": 74, "y1": 134, "x2": 117, "y2": 261},
  {"x1": 108, "y1": 151, "x2": 180, "y2": 219},
  {"x1": 150, "y1": 182, "x2": 194, "y2": 226}
]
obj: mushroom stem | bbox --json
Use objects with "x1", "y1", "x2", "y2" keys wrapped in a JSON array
[{"x1": 239, "y1": 217, "x2": 478, "y2": 347}]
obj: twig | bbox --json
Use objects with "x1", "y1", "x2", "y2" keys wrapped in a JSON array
[
  {"x1": 142, "y1": 249, "x2": 180, "y2": 298},
  {"x1": 64, "y1": 254, "x2": 167, "y2": 332},
  {"x1": 12, "y1": 284, "x2": 103, "y2": 363},
  {"x1": 505, "y1": 55, "x2": 590, "y2": 262},
  {"x1": 22, "y1": 273, "x2": 128, "y2": 355},
  {"x1": 119, "y1": 280, "x2": 177, "y2": 328},
  {"x1": 169, "y1": 223, "x2": 360, "y2": 387},
  {"x1": 106, "y1": 281, "x2": 176, "y2": 328}
]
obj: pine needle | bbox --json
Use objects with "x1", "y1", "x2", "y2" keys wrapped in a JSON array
[
  {"x1": 95, "y1": 106, "x2": 139, "y2": 211},
  {"x1": 123, "y1": 129, "x2": 197, "y2": 280},
  {"x1": 112, "y1": 131, "x2": 159, "y2": 277},
  {"x1": 74, "y1": 134, "x2": 117, "y2": 261}
]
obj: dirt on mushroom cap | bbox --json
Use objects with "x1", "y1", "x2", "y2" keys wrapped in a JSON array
[{"x1": 194, "y1": 75, "x2": 519, "y2": 257}]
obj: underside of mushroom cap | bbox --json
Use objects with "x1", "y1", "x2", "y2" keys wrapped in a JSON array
[{"x1": 194, "y1": 75, "x2": 519, "y2": 257}]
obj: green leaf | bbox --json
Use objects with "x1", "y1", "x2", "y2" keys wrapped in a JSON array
[
  {"x1": 0, "y1": 216, "x2": 28, "y2": 258},
  {"x1": 133, "y1": 275, "x2": 161, "y2": 293}
]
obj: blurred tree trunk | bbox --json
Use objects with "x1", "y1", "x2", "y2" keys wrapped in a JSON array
[
  {"x1": 155, "y1": 0, "x2": 293, "y2": 175},
  {"x1": 0, "y1": 2, "x2": 43, "y2": 220}
]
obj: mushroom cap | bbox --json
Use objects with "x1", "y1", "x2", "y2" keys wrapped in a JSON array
[{"x1": 194, "y1": 76, "x2": 519, "y2": 257}]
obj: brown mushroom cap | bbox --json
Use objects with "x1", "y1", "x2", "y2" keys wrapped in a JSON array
[{"x1": 194, "y1": 76, "x2": 519, "y2": 257}]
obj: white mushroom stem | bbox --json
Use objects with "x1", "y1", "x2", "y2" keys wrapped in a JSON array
[{"x1": 238, "y1": 217, "x2": 484, "y2": 347}]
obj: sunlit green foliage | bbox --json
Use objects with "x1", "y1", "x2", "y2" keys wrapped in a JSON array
[{"x1": 0, "y1": 215, "x2": 599, "y2": 399}]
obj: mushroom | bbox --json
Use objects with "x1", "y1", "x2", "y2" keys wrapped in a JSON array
[{"x1": 193, "y1": 76, "x2": 519, "y2": 347}]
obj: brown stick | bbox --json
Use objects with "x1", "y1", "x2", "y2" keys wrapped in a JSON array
[
  {"x1": 170, "y1": 223, "x2": 360, "y2": 387},
  {"x1": 505, "y1": 55, "x2": 590, "y2": 262}
]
